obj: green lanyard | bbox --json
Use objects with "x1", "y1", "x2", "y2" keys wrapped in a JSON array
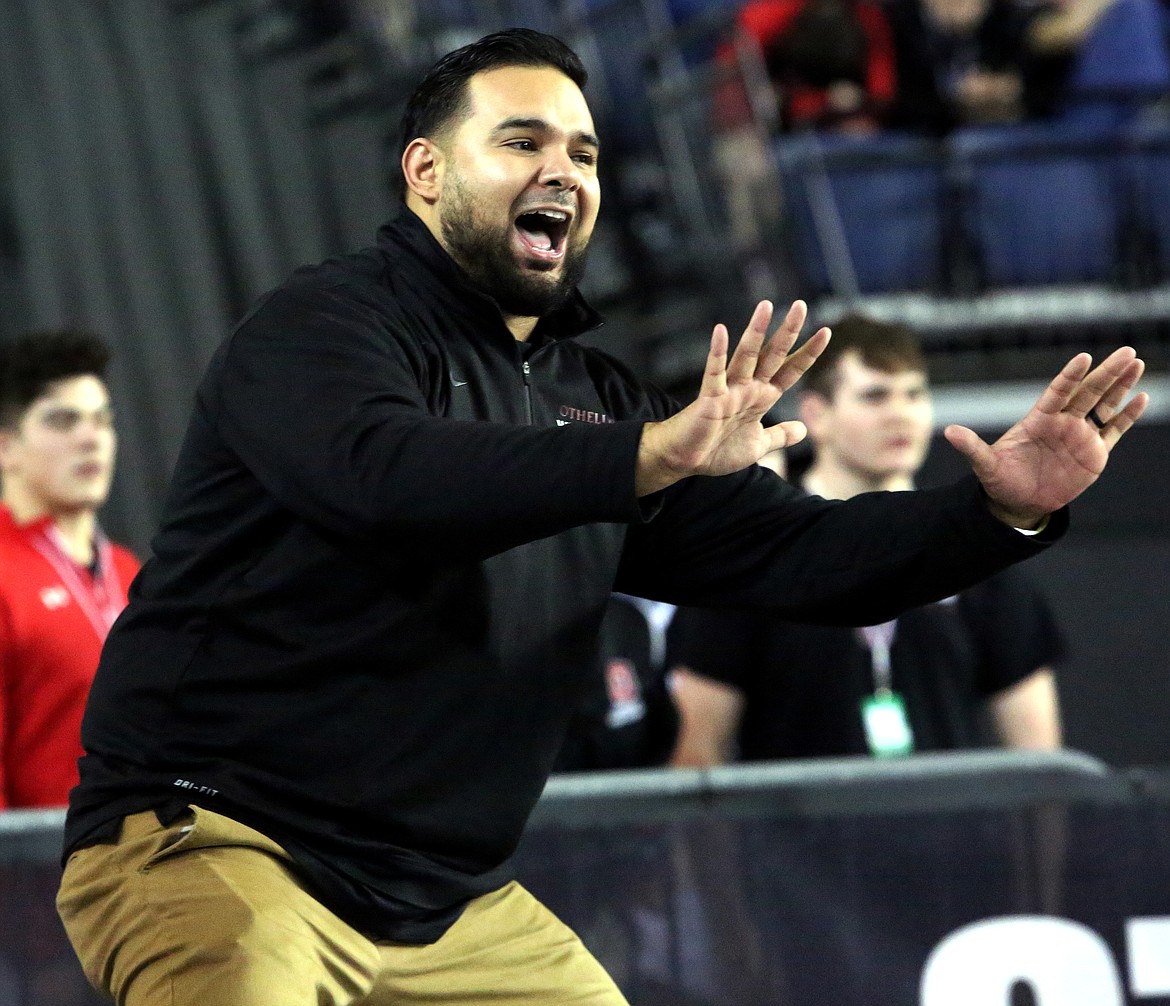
[{"x1": 857, "y1": 620, "x2": 914, "y2": 757}]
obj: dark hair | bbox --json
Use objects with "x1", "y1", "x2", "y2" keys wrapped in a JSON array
[
  {"x1": 0, "y1": 331, "x2": 111, "y2": 428},
  {"x1": 802, "y1": 314, "x2": 927, "y2": 398},
  {"x1": 395, "y1": 29, "x2": 589, "y2": 195}
]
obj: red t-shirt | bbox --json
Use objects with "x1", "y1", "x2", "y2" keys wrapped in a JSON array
[{"x1": 0, "y1": 504, "x2": 139, "y2": 807}]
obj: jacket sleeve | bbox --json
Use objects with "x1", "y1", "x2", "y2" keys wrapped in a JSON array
[
  {"x1": 614, "y1": 465, "x2": 1067, "y2": 628},
  {"x1": 212, "y1": 283, "x2": 647, "y2": 555}
]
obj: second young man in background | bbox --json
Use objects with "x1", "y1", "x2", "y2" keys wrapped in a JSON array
[{"x1": 668, "y1": 315, "x2": 1065, "y2": 765}]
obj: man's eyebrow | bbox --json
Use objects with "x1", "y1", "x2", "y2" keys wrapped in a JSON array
[
  {"x1": 492, "y1": 117, "x2": 600, "y2": 149},
  {"x1": 40, "y1": 403, "x2": 111, "y2": 415}
]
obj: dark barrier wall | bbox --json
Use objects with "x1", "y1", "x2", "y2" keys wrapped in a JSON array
[
  {"x1": 521, "y1": 757, "x2": 1170, "y2": 1006},
  {"x1": 919, "y1": 422, "x2": 1170, "y2": 767},
  {"x1": 3, "y1": 753, "x2": 1169, "y2": 1005}
]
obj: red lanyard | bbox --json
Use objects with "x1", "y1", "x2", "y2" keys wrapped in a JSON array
[{"x1": 29, "y1": 523, "x2": 126, "y2": 642}]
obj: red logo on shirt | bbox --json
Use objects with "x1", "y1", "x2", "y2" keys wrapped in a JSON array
[
  {"x1": 39, "y1": 585, "x2": 70, "y2": 610},
  {"x1": 557, "y1": 405, "x2": 615, "y2": 425},
  {"x1": 606, "y1": 659, "x2": 641, "y2": 704},
  {"x1": 604, "y1": 658, "x2": 646, "y2": 729}
]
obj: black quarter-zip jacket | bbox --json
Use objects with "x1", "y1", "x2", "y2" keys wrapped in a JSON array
[{"x1": 67, "y1": 208, "x2": 1064, "y2": 942}]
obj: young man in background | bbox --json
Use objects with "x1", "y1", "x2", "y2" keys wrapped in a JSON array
[
  {"x1": 669, "y1": 315, "x2": 1064, "y2": 766},
  {"x1": 0, "y1": 331, "x2": 138, "y2": 807}
]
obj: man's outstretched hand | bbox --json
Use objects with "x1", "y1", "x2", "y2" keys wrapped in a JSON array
[
  {"x1": 636, "y1": 300, "x2": 831, "y2": 496},
  {"x1": 944, "y1": 347, "x2": 1149, "y2": 529}
]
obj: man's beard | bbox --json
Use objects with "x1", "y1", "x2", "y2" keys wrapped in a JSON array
[{"x1": 440, "y1": 180, "x2": 588, "y2": 318}]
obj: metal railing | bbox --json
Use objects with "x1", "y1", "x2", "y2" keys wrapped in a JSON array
[{"x1": 2, "y1": 750, "x2": 1165, "y2": 1005}]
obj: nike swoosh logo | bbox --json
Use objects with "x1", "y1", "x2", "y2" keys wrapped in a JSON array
[{"x1": 449, "y1": 374, "x2": 468, "y2": 388}]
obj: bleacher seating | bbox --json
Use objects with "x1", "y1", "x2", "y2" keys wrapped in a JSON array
[
  {"x1": 560, "y1": 0, "x2": 673, "y2": 153},
  {"x1": 950, "y1": 122, "x2": 1125, "y2": 288},
  {"x1": 1059, "y1": 0, "x2": 1170, "y2": 128},
  {"x1": 1122, "y1": 116, "x2": 1170, "y2": 278},
  {"x1": 640, "y1": 0, "x2": 1170, "y2": 308},
  {"x1": 767, "y1": 115, "x2": 1170, "y2": 298},
  {"x1": 772, "y1": 131, "x2": 947, "y2": 296}
]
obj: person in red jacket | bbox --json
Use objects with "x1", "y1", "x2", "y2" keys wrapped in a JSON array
[
  {"x1": 0, "y1": 331, "x2": 139, "y2": 808},
  {"x1": 711, "y1": 0, "x2": 898, "y2": 133},
  {"x1": 741, "y1": 0, "x2": 898, "y2": 131},
  {"x1": 708, "y1": 0, "x2": 899, "y2": 283}
]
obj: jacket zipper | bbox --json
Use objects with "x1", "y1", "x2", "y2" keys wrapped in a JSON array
[{"x1": 522, "y1": 359, "x2": 534, "y2": 425}]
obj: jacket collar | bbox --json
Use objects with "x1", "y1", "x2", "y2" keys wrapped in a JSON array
[
  {"x1": 375, "y1": 206, "x2": 604, "y2": 343},
  {"x1": 0, "y1": 502, "x2": 55, "y2": 536}
]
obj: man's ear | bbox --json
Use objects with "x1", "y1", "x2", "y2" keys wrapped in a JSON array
[
  {"x1": 0, "y1": 427, "x2": 15, "y2": 474},
  {"x1": 402, "y1": 138, "x2": 444, "y2": 204},
  {"x1": 798, "y1": 391, "x2": 830, "y2": 438}
]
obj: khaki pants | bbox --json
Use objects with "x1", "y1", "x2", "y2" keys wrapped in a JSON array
[{"x1": 57, "y1": 806, "x2": 628, "y2": 1006}]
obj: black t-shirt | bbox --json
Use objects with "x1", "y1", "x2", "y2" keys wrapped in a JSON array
[
  {"x1": 666, "y1": 565, "x2": 1065, "y2": 758},
  {"x1": 554, "y1": 595, "x2": 679, "y2": 772}
]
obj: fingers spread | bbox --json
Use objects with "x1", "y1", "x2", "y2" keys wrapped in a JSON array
[
  {"x1": 726, "y1": 300, "x2": 774, "y2": 385},
  {"x1": 700, "y1": 324, "x2": 730, "y2": 398},
  {"x1": 1065, "y1": 346, "x2": 1140, "y2": 417},
  {"x1": 771, "y1": 326, "x2": 832, "y2": 393},
  {"x1": 1033, "y1": 353, "x2": 1093, "y2": 416},
  {"x1": 1085, "y1": 357, "x2": 1145, "y2": 424},
  {"x1": 1101, "y1": 390, "x2": 1149, "y2": 450},
  {"x1": 749, "y1": 299, "x2": 807, "y2": 384}
]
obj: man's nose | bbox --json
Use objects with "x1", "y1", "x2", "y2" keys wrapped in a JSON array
[
  {"x1": 74, "y1": 417, "x2": 108, "y2": 444},
  {"x1": 539, "y1": 147, "x2": 582, "y2": 190}
]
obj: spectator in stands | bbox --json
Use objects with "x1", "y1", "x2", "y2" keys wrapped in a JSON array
[
  {"x1": 555, "y1": 445, "x2": 794, "y2": 773},
  {"x1": 1028, "y1": 0, "x2": 1170, "y2": 125},
  {"x1": 554, "y1": 594, "x2": 679, "y2": 772},
  {"x1": 0, "y1": 332, "x2": 139, "y2": 808},
  {"x1": 885, "y1": 0, "x2": 1070, "y2": 132},
  {"x1": 708, "y1": 0, "x2": 898, "y2": 276},
  {"x1": 735, "y1": 0, "x2": 899, "y2": 133},
  {"x1": 668, "y1": 315, "x2": 1066, "y2": 766}
]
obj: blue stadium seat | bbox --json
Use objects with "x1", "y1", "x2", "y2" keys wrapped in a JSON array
[
  {"x1": 1059, "y1": 0, "x2": 1170, "y2": 128},
  {"x1": 948, "y1": 122, "x2": 1125, "y2": 287},
  {"x1": 1119, "y1": 117, "x2": 1170, "y2": 281},
  {"x1": 666, "y1": 0, "x2": 742, "y2": 20},
  {"x1": 771, "y1": 132, "x2": 947, "y2": 296}
]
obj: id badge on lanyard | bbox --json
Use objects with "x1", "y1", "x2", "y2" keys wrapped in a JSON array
[
  {"x1": 30, "y1": 524, "x2": 125, "y2": 641},
  {"x1": 857, "y1": 620, "x2": 914, "y2": 757}
]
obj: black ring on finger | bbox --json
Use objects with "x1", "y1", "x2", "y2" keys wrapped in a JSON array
[{"x1": 1087, "y1": 407, "x2": 1107, "y2": 429}]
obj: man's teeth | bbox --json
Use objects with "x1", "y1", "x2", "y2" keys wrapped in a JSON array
[{"x1": 516, "y1": 209, "x2": 569, "y2": 254}]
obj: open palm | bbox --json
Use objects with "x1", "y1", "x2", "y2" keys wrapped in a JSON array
[
  {"x1": 660, "y1": 300, "x2": 831, "y2": 478},
  {"x1": 944, "y1": 348, "x2": 1148, "y2": 527}
]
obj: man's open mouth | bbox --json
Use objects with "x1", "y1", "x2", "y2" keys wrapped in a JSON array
[{"x1": 514, "y1": 208, "x2": 571, "y2": 262}]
